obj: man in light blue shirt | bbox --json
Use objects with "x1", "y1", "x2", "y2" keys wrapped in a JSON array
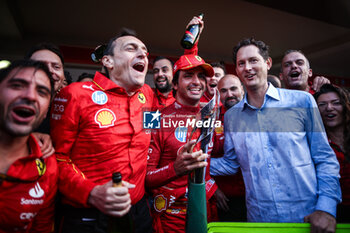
[{"x1": 210, "y1": 38, "x2": 341, "y2": 233}]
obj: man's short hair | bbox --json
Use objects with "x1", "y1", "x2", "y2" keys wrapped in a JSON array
[
  {"x1": 103, "y1": 28, "x2": 138, "y2": 56},
  {"x1": 232, "y1": 38, "x2": 269, "y2": 66},
  {"x1": 210, "y1": 61, "x2": 227, "y2": 75},
  {"x1": 153, "y1": 56, "x2": 174, "y2": 68},
  {"x1": 0, "y1": 59, "x2": 55, "y2": 99},
  {"x1": 77, "y1": 72, "x2": 94, "y2": 82},
  {"x1": 282, "y1": 49, "x2": 310, "y2": 69},
  {"x1": 25, "y1": 42, "x2": 64, "y2": 65}
]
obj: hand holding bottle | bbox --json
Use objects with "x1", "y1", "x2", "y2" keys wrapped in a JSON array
[
  {"x1": 181, "y1": 13, "x2": 204, "y2": 49},
  {"x1": 87, "y1": 179, "x2": 135, "y2": 217}
]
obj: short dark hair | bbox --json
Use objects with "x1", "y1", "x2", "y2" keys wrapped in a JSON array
[
  {"x1": 25, "y1": 42, "x2": 64, "y2": 65},
  {"x1": 232, "y1": 38, "x2": 269, "y2": 66},
  {"x1": 282, "y1": 49, "x2": 310, "y2": 69},
  {"x1": 153, "y1": 56, "x2": 174, "y2": 68},
  {"x1": 103, "y1": 28, "x2": 138, "y2": 56},
  {"x1": 77, "y1": 72, "x2": 94, "y2": 82},
  {"x1": 0, "y1": 59, "x2": 55, "y2": 99},
  {"x1": 210, "y1": 61, "x2": 226, "y2": 75}
]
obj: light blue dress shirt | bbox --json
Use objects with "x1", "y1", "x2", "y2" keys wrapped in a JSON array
[{"x1": 210, "y1": 84, "x2": 341, "y2": 222}]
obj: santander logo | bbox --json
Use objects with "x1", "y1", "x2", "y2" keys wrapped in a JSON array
[{"x1": 29, "y1": 182, "x2": 44, "y2": 198}]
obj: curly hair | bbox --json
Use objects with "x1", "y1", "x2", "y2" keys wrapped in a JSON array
[{"x1": 314, "y1": 84, "x2": 350, "y2": 157}]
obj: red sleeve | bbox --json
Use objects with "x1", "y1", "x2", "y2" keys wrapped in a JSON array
[
  {"x1": 145, "y1": 131, "x2": 178, "y2": 188},
  {"x1": 50, "y1": 86, "x2": 96, "y2": 207},
  {"x1": 184, "y1": 42, "x2": 198, "y2": 55},
  {"x1": 29, "y1": 157, "x2": 57, "y2": 233}
]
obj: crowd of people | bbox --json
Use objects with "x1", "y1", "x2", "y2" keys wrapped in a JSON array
[{"x1": 0, "y1": 14, "x2": 349, "y2": 233}]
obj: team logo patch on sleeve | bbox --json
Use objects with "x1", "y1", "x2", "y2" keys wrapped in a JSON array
[
  {"x1": 138, "y1": 93, "x2": 146, "y2": 104},
  {"x1": 94, "y1": 108, "x2": 116, "y2": 128},
  {"x1": 154, "y1": 194, "x2": 167, "y2": 212},
  {"x1": 92, "y1": 91, "x2": 108, "y2": 105}
]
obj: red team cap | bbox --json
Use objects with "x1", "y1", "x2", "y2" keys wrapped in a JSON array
[{"x1": 173, "y1": 54, "x2": 214, "y2": 77}]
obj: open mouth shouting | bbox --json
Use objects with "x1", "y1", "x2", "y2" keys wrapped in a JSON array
[
  {"x1": 11, "y1": 105, "x2": 36, "y2": 124},
  {"x1": 289, "y1": 71, "x2": 301, "y2": 80},
  {"x1": 132, "y1": 62, "x2": 146, "y2": 73}
]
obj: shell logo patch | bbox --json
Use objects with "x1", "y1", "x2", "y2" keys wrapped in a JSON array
[
  {"x1": 92, "y1": 91, "x2": 108, "y2": 105},
  {"x1": 154, "y1": 194, "x2": 167, "y2": 212},
  {"x1": 195, "y1": 55, "x2": 202, "y2": 62},
  {"x1": 138, "y1": 93, "x2": 146, "y2": 104},
  {"x1": 94, "y1": 108, "x2": 116, "y2": 128}
]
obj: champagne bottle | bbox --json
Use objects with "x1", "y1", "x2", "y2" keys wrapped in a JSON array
[
  {"x1": 108, "y1": 172, "x2": 133, "y2": 233},
  {"x1": 180, "y1": 13, "x2": 204, "y2": 49}
]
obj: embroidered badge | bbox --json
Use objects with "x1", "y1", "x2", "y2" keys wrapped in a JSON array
[
  {"x1": 154, "y1": 194, "x2": 167, "y2": 212},
  {"x1": 92, "y1": 91, "x2": 108, "y2": 105},
  {"x1": 195, "y1": 55, "x2": 202, "y2": 62},
  {"x1": 94, "y1": 108, "x2": 116, "y2": 128},
  {"x1": 138, "y1": 93, "x2": 146, "y2": 104},
  {"x1": 35, "y1": 159, "x2": 46, "y2": 176}
]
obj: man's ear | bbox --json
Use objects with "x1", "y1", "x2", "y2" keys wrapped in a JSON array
[
  {"x1": 102, "y1": 55, "x2": 113, "y2": 69},
  {"x1": 266, "y1": 57, "x2": 272, "y2": 70},
  {"x1": 308, "y1": 68, "x2": 313, "y2": 78}
]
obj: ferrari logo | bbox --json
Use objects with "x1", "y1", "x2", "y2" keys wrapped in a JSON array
[
  {"x1": 138, "y1": 93, "x2": 146, "y2": 104},
  {"x1": 35, "y1": 159, "x2": 46, "y2": 176}
]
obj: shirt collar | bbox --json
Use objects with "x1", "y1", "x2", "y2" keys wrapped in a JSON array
[
  {"x1": 93, "y1": 72, "x2": 138, "y2": 95},
  {"x1": 241, "y1": 82, "x2": 280, "y2": 111}
]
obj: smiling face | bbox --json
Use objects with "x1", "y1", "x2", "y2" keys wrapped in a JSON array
[
  {"x1": 317, "y1": 92, "x2": 344, "y2": 130},
  {"x1": 0, "y1": 67, "x2": 51, "y2": 137},
  {"x1": 153, "y1": 58, "x2": 173, "y2": 93},
  {"x1": 30, "y1": 49, "x2": 64, "y2": 93},
  {"x1": 205, "y1": 67, "x2": 225, "y2": 97},
  {"x1": 174, "y1": 67, "x2": 206, "y2": 106},
  {"x1": 103, "y1": 36, "x2": 148, "y2": 95},
  {"x1": 235, "y1": 45, "x2": 271, "y2": 92},
  {"x1": 280, "y1": 51, "x2": 312, "y2": 91}
]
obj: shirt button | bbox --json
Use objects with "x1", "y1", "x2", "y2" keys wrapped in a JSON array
[{"x1": 268, "y1": 164, "x2": 272, "y2": 167}]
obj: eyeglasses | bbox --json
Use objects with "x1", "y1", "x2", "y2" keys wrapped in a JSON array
[{"x1": 91, "y1": 44, "x2": 107, "y2": 63}]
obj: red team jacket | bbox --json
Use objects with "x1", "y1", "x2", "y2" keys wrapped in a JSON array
[
  {"x1": 152, "y1": 89, "x2": 176, "y2": 111},
  {"x1": 0, "y1": 135, "x2": 58, "y2": 233},
  {"x1": 146, "y1": 101, "x2": 217, "y2": 232},
  {"x1": 51, "y1": 72, "x2": 154, "y2": 206}
]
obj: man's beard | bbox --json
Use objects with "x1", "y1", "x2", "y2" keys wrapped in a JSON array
[
  {"x1": 156, "y1": 80, "x2": 172, "y2": 93},
  {"x1": 224, "y1": 97, "x2": 240, "y2": 109}
]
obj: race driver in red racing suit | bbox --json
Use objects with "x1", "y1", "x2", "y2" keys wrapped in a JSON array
[{"x1": 146, "y1": 22, "x2": 218, "y2": 230}]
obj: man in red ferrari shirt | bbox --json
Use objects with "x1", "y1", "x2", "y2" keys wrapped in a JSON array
[
  {"x1": 152, "y1": 56, "x2": 176, "y2": 110},
  {"x1": 51, "y1": 30, "x2": 153, "y2": 233},
  {"x1": 146, "y1": 43, "x2": 219, "y2": 232},
  {"x1": 0, "y1": 60, "x2": 57, "y2": 233}
]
